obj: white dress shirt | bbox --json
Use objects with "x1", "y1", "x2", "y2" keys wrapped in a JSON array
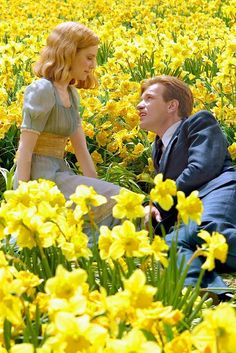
[{"x1": 162, "y1": 120, "x2": 182, "y2": 150}]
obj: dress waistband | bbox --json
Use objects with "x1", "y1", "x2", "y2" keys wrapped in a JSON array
[{"x1": 33, "y1": 132, "x2": 68, "y2": 159}]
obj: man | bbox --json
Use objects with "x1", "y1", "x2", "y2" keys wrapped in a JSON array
[{"x1": 137, "y1": 75, "x2": 236, "y2": 299}]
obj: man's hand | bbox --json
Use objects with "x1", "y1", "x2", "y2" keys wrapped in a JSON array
[{"x1": 144, "y1": 205, "x2": 162, "y2": 228}]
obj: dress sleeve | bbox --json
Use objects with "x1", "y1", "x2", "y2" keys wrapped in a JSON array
[
  {"x1": 71, "y1": 87, "x2": 82, "y2": 126},
  {"x1": 21, "y1": 79, "x2": 55, "y2": 134}
]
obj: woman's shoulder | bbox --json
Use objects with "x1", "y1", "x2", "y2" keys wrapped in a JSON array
[
  {"x1": 24, "y1": 78, "x2": 55, "y2": 110},
  {"x1": 25, "y1": 78, "x2": 54, "y2": 95}
]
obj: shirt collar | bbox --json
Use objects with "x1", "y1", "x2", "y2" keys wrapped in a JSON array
[{"x1": 162, "y1": 120, "x2": 182, "y2": 149}]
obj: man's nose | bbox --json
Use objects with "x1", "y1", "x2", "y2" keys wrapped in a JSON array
[{"x1": 137, "y1": 100, "x2": 144, "y2": 110}]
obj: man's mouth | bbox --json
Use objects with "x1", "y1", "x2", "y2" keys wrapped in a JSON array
[{"x1": 139, "y1": 112, "x2": 147, "y2": 118}]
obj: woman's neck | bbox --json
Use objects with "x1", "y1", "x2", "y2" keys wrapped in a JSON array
[
  {"x1": 53, "y1": 80, "x2": 70, "y2": 91},
  {"x1": 53, "y1": 80, "x2": 71, "y2": 108}
]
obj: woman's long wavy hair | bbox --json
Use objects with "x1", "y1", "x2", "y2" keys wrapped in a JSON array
[{"x1": 34, "y1": 22, "x2": 99, "y2": 89}]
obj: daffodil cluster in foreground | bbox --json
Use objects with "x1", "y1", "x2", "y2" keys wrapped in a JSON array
[
  {"x1": 0, "y1": 0, "x2": 235, "y2": 188},
  {"x1": 0, "y1": 178, "x2": 233, "y2": 352}
]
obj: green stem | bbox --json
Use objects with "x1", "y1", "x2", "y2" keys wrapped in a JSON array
[
  {"x1": 35, "y1": 233, "x2": 52, "y2": 279},
  {"x1": 148, "y1": 200, "x2": 154, "y2": 241},
  {"x1": 25, "y1": 305, "x2": 38, "y2": 347},
  {"x1": 126, "y1": 256, "x2": 136, "y2": 276},
  {"x1": 3, "y1": 319, "x2": 12, "y2": 351}
]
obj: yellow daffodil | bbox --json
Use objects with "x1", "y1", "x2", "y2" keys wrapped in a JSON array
[
  {"x1": 0, "y1": 295, "x2": 23, "y2": 326},
  {"x1": 176, "y1": 190, "x2": 203, "y2": 225},
  {"x1": 124, "y1": 269, "x2": 157, "y2": 309},
  {"x1": 192, "y1": 303, "x2": 236, "y2": 353},
  {"x1": 69, "y1": 185, "x2": 107, "y2": 220},
  {"x1": 109, "y1": 221, "x2": 151, "y2": 259},
  {"x1": 0, "y1": 345, "x2": 8, "y2": 353},
  {"x1": 0, "y1": 180, "x2": 67, "y2": 248},
  {"x1": 10, "y1": 343, "x2": 34, "y2": 353},
  {"x1": 45, "y1": 265, "x2": 87, "y2": 300},
  {"x1": 197, "y1": 230, "x2": 228, "y2": 271},
  {"x1": 105, "y1": 291, "x2": 131, "y2": 323},
  {"x1": 150, "y1": 174, "x2": 177, "y2": 211},
  {"x1": 228, "y1": 142, "x2": 236, "y2": 160},
  {"x1": 164, "y1": 331, "x2": 192, "y2": 353},
  {"x1": 59, "y1": 232, "x2": 92, "y2": 261},
  {"x1": 111, "y1": 188, "x2": 145, "y2": 220},
  {"x1": 36, "y1": 344, "x2": 52, "y2": 353},
  {"x1": 106, "y1": 328, "x2": 161, "y2": 353},
  {"x1": 134, "y1": 301, "x2": 183, "y2": 338},
  {"x1": 13, "y1": 271, "x2": 43, "y2": 296},
  {"x1": 0, "y1": 267, "x2": 24, "y2": 326},
  {"x1": 91, "y1": 150, "x2": 104, "y2": 164},
  {"x1": 46, "y1": 312, "x2": 107, "y2": 353},
  {"x1": 45, "y1": 265, "x2": 88, "y2": 316},
  {"x1": 34, "y1": 292, "x2": 50, "y2": 314},
  {"x1": 0, "y1": 250, "x2": 9, "y2": 267},
  {"x1": 151, "y1": 236, "x2": 169, "y2": 267},
  {"x1": 98, "y1": 225, "x2": 114, "y2": 260}
]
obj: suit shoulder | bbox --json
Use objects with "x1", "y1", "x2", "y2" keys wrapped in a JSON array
[
  {"x1": 189, "y1": 110, "x2": 216, "y2": 122},
  {"x1": 185, "y1": 110, "x2": 219, "y2": 128}
]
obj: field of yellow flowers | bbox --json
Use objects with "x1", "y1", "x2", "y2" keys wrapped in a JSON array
[{"x1": 0, "y1": 0, "x2": 236, "y2": 352}]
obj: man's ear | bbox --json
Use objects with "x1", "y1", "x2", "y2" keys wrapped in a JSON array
[{"x1": 167, "y1": 99, "x2": 179, "y2": 113}]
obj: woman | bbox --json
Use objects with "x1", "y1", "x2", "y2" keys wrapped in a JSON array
[{"x1": 14, "y1": 22, "x2": 120, "y2": 228}]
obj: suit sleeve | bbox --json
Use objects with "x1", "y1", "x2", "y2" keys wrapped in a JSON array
[{"x1": 176, "y1": 110, "x2": 228, "y2": 194}]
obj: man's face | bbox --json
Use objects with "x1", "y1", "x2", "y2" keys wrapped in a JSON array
[{"x1": 137, "y1": 83, "x2": 173, "y2": 135}]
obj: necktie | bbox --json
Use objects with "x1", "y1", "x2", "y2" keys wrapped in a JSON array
[{"x1": 154, "y1": 138, "x2": 163, "y2": 171}]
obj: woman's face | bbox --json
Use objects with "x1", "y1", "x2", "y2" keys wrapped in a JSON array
[{"x1": 70, "y1": 45, "x2": 98, "y2": 81}]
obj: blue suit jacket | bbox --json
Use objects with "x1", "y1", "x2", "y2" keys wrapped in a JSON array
[{"x1": 152, "y1": 110, "x2": 236, "y2": 229}]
